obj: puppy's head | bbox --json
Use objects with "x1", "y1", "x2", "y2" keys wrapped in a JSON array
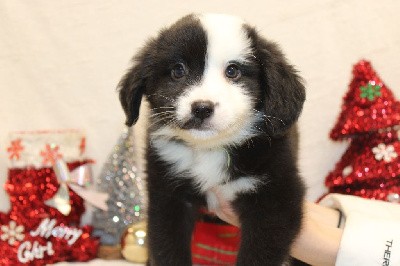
[{"x1": 119, "y1": 14, "x2": 305, "y2": 148}]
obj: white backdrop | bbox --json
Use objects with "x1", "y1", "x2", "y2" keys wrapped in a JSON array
[{"x1": 1, "y1": 0, "x2": 400, "y2": 213}]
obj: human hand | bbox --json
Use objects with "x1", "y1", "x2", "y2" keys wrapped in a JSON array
[
  {"x1": 209, "y1": 189, "x2": 342, "y2": 266},
  {"x1": 208, "y1": 187, "x2": 240, "y2": 227}
]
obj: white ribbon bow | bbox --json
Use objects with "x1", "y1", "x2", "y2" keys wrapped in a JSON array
[{"x1": 45, "y1": 159, "x2": 108, "y2": 215}]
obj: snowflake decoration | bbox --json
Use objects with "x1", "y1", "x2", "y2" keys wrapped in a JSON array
[
  {"x1": 360, "y1": 82, "x2": 381, "y2": 101},
  {"x1": 7, "y1": 139, "x2": 24, "y2": 160},
  {"x1": 40, "y1": 143, "x2": 63, "y2": 165},
  {"x1": 372, "y1": 143, "x2": 398, "y2": 162},
  {"x1": 0, "y1": 221, "x2": 25, "y2": 245}
]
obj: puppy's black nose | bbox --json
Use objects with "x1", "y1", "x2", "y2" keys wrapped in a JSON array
[{"x1": 191, "y1": 101, "x2": 214, "y2": 120}]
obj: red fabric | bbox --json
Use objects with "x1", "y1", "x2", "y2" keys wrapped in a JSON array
[{"x1": 191, "y1": 221, "x2": 240, "y2": 265}]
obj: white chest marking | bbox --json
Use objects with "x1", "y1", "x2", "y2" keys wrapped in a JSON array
[
  {"x1": 152, "y1": 138, "x2": 228, "y2": 191},
  {"x1": 151, "y1": 137, "x2": 262, "y2": 207}
]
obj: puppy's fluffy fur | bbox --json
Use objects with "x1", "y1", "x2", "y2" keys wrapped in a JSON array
[{"x1": 119, "y1": 14, "x2": 306, "y2": 265}]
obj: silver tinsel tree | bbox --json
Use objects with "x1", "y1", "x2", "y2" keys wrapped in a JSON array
[{"x1": 93, "y1": 127, "x2": 146, "y2": 245}]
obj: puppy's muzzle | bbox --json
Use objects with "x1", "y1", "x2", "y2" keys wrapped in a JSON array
[{"x1": 181, "y1": 100, "x2": 215, "y2": 130}]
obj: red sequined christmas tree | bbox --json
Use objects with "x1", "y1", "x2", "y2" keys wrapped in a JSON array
[
  {"x1": 0, "y1": 130, "x2": 99, "y2": 265},
  {"x1": 325, "y1": 60, "x2": 400, "y2": 202},
  {"x1": 330, "y1": 60, "x2": 400, "y2": 139}
]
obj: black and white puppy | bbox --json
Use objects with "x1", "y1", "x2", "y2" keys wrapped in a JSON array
[{"x1": 119, "y1": 13, "x2": 306, "y2": 266}]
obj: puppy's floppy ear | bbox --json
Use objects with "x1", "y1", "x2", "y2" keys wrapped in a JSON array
[
  {"x1": 252, "y1": 31, "x2": 306, "y2": 136},
  {"x1": 118, "y1": 42, "x2": 154, "y2": 127},
  {"x1": 118, "y1": 66, "x2": 145, "y2": 127}
]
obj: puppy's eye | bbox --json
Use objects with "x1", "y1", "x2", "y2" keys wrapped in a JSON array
[
  {"x1": 171, "y1": 63, "x2": 187, "y2": 80},
  {"x1": 225, "y1": 64, "x2": 241, "y2": 80}
]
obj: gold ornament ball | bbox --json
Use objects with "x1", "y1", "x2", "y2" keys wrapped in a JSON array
[{"x1": 121, "y1": 221, "x2": 148, "y2": 263}]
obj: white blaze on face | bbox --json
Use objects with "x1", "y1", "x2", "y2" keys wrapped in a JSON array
[{"x1": 173, "y1": 14, "x2": 255, "y2": 148}]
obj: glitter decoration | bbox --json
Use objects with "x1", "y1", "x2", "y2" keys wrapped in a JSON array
[
  {"x1": 330, "y1": 60, "x2": 400, "y2": 140},
  {"x1": 6, "y1": 161, "x2": 88, "y2": 226},
  {"x1": 92, "y1": 127, "x2": 146, "y2": 245},
  {"x1": 324, "y1": 60, "x2": 400, "y2": 203},
  {"x1": 0, "y1": 130, "x2": 99, "y2": 265},
  {"x1": 325, "y1": 124, "x2": 400, "y2": 201},
  {"x1": 326, "y1": 130, "x2": 400, "y2": 184},
  {"x1": 325, "y1": 60, "x2": 400, "y2": 202},
  {"x1": 326, "y1": 130, "x2": 400, "y2": 199},
  {"x1": 0, "y1": 217, "x2": 98, "y2": 265}
]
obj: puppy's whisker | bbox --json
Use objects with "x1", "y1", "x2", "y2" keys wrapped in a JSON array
[
  {"x1": 165, "y1": 118, "x2": 180, "y2": 128},
  {"x1": 150, "y1": 106, "x2": 175, "y2": 111},
  {"x1": 150, "y1": 111, "x2": 174, "y2": 116},
  {"x1": 149, "y1": 113, "x2": 175, "y2": 127},
  {"x1": 264, "y1": 116, "x2": 276, "y2": 134},
  {"x1": 265, "y1": 115, "x2": 286, "y2": 126},
  {"x1": 252, "y1": 109, "x2": 286, "y2": 126},
  {"x1": 150, "y1": 111, "x2": 175, "y2": 118},
  {"x1": 150, "y1": 118, "x2": 173, "y2": 127},
  {"x1": 252, "y1": 109, "x2": 285, "y2": 133},
  {"x1": 149, "y1": 110, "x2": 176, "y2": 124},
  {"x1": 149, "y1": 116, "x2": 173, "y2": 125},
  {"x1": 150, "y1": 114, "x2": 179, "y2": 129}
]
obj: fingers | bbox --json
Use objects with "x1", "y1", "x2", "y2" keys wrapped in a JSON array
[{"x1": 208, "y1": 187, "x2": 240, "y2": 227}]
